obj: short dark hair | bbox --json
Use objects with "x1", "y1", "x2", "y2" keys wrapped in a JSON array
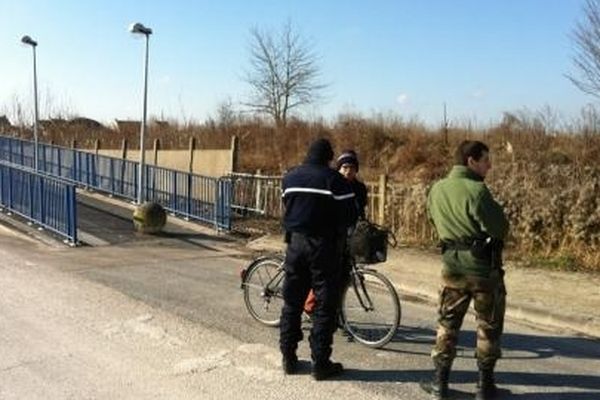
[{"x1": 454, "y1": 140, "x2": 489, "y2": 166}]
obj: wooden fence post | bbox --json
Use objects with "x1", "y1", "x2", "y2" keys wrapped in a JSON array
[
  {"x1": 378, "y1": 174, "x2": 387, "y2": 225},
  {"x1": 153, "y1": 138, "x2": 160, "y2": 166},
  {"x1": 230, "y1": 135, "x2": 239, "y2": 173},
  {"x1": 121, "y1": 139, "x2": 128, "y2": 159},
  {"x1": 255, "y1": 169, "x2": 262, "y2": 213},
  {"x1": 188, "y1": 137, "x2": 195, "y2": 173}
]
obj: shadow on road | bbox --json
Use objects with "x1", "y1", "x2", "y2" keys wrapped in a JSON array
[
  {"x1": 337, "y1": 368, "x2": 600, "y2": 399},
  {"x1": 337, "y1": 324, "x2": 600, "y2": 398},
  {"x1": 386, "y1": 325, "x2": 600, "y2": 361}
]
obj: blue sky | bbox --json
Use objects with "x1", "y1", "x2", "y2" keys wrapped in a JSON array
[{"x1": 0, "y1": 0, "x2": 593, "y2": 127}]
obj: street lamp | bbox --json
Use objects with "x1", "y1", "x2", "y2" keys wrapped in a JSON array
[
  {"x1": 21, "y1": 35, "x2": 39, "y2": 171},
  {"x1": 129, "y1": 22, "x2": 152, "y2": 204}
]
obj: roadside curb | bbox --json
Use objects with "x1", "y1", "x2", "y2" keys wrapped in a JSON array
[
  {"x1": 0, "y1": 209, "x2": 66, "y2": 248},
  {"x1": 505, "y1": 304, "x2": 600, "y2": 340}
]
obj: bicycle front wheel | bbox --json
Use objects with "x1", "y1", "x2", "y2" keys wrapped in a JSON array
[
  {"x1": 341, "y1": 269, "x2": 401, "y2": 348},
  {"x1": 243, "y1": 256, "x2": 285, "y2": 327}
]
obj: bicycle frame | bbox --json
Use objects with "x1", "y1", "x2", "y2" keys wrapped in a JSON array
[
  {"x1": 242, "y1": 254, "x2": 377, "y2": 313},
  {"x1": 350, "y1": 272, "x2": 375, "y2": 312},
  {"x1": 262, "y1": 269, "x2": 285, "y2": 299}
]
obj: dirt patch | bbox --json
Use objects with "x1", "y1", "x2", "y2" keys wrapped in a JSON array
[{"x1": 232, "y1": 216, "x2": 283, "y2": 240}]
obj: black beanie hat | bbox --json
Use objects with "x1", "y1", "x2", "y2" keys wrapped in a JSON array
[
  {"x1": 304, "y1": 138, "x2": 334, "y2": 165},
  {"x1": 336, "y1": 150, "x2": 359, "y2": 171}
]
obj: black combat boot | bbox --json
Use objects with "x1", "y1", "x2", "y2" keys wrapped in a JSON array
[
  {"x1": 312, "y1": 360, "x2": 344, "y2": 381},
  {"x1": 282, "y1": 353, "x2": 298, "y2": 375},
  {"x1": 475, "y1": 368, "x2": 498, "y2": 400},
  {"x1": 419, "y1": 363, "x2": 450, "y2": 399}
]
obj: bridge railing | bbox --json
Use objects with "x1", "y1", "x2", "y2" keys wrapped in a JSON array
[
  {"x1": 0, "y1": 161, "x2": 77, "y2": 244},
  {"x1": 0, "y1": 135, "x2": 231, "y2": 230},
  {"x1": 145, "y1": 164, "x2": 232, "y2": 229}
]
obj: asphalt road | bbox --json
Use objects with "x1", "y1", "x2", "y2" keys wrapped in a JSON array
[
  {"x1": 53, "y1": 235, "x2": 600, "y2": 399},
  {"x1": 2, "y1": 193, "x2": 599, "y2": 399}
]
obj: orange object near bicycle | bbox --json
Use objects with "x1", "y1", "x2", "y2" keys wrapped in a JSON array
[{"x1": 304, "y1": 290, "x2": 317, "y2": 314}]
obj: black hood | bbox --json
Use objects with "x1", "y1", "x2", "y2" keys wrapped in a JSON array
[{"x1": 304, "y1": 138, "x2": 334, "y2": 166}]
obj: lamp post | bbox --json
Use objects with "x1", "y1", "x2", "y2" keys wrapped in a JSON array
[
  {"x1": 129, "y1": 22, "x2": 152, "y2": 204},
  {"x1": 21, "y1": 35, "x2": 39, "y2": 171}
]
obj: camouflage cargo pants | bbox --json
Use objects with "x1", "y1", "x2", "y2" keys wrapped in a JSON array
[{"x1": 431, "y1": 278, "x2": 506, "y2": 369}]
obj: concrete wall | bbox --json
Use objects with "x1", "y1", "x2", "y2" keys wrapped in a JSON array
[
  {"x1": 81, "y1": 136, "x2": 238, "y2": 178},
  {"x1": 95, "y1": 149, "x2": 233, "y2": 177}
]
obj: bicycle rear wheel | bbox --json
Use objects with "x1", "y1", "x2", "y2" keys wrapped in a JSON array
[
  {"x1": 243, "y1": 256, "x2": 285, "y2": 327},
  {"x1": 341, "y1": 269, "x2": 401, "y2": 348}
]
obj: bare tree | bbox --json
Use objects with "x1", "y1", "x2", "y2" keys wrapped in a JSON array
[
  {"x1": 216, "y1": 97, "x2": 238, "y2": 127},
  {"x1": 244, "y1": 21, "x2": 325, "y2": 127},
  {"x1": 568, "y1": 0, "x2": 600, "y2": 97}
]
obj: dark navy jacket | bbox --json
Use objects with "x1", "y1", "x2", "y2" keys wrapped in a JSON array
[
  {"x1": 282, "y1": 164, "x2": 357, "y2": 238},
  {"x1": 350, "y1": 179, "x2": 368, "y2": 220}
]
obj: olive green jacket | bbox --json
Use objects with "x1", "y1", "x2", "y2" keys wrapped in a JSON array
[{"x1": 427, "y1": 166, "x2": 509, "y2": 278}]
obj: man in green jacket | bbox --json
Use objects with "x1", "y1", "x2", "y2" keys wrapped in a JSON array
[{"x1": 421, "y1": 140, "x2": 509, "y2": 400}]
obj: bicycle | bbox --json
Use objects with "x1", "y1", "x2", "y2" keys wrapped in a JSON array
[{"x1": 240, "y1": 252, "x2": 401, "y2": 348}]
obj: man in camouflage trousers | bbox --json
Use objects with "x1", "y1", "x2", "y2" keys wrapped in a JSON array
[{"x1": 421, "y1": 140, "x2": 509, "y2": 400}]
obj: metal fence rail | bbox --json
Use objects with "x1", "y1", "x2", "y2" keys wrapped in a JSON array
[
  {"x1": 226, "y1": 172, "x2": 408, "y2": 238},
  {"x1": 228, "y1": 172, "x2": 282, "y2": 217},
  {"x1": 40, "y1": 143, "x2": 139, "y2": 199},
  {"x1": 226, "y1": 172, "x2": 381, "y2": 222},
  {"x1": 0, "y1": 161, "x2": 77, "y2": 243},
  {"x1": 0, "y1": 135, "x2": 231, "y2": 230},
  {"x1": 145, "y1": 164, "x2": 232, "y2": 228}
]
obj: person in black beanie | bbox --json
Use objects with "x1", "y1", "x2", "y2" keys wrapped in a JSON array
[
  {"x1": 280, "y1": 138, "x2": 356, "y2": 380},
  {"x1": 336, "y1": 150, "x2": 368, "y2": 220}
]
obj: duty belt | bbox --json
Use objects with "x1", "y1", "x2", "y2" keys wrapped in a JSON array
[
  {"x1": 440, "y1": 239, "x2": 473, "y2": 251},
  {"x1": 441, "y1": 237, "x2": 504, "y2": 270}
]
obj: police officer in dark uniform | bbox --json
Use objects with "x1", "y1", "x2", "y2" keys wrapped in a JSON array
[
  {"x1": 303, "y1": 149, "x2": 368, "y2": 314},
  {"x1": 280, "y1": 138, "x2": 356, "y2": 380}
]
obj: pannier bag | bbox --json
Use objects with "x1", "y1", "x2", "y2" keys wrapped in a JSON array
[{"x1": 349, "y1": 220, "x2": 389, "y2": 264}]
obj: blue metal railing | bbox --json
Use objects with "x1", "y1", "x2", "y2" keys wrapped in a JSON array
[
  {"x1": 38, "y1": 143, "x2": 138, "y2": 199},
  {"x1": 144, "y1": 164, "x2": 232, "y2": 228},
  {"x1": 0, "y1": 135, "x2": 232, "y2": 230},
  {"x1": 0, "y1": 161, "x2": 77, "y2": 243}
]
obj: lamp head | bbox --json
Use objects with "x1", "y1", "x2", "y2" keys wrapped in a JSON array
[
  {"x1": 129, "y1": 23, "x2": 152, "y2": 35},
  {"x1": 21, "y1": 35, "x2": 38, "y2": 47}
]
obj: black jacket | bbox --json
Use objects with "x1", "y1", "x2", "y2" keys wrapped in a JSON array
[
  {"x1": 350, "y1": 179, "x2": 368, "y2": 220},
  {"x1": 282, "y1": 164, "x2": 356, "y2": 238}
]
